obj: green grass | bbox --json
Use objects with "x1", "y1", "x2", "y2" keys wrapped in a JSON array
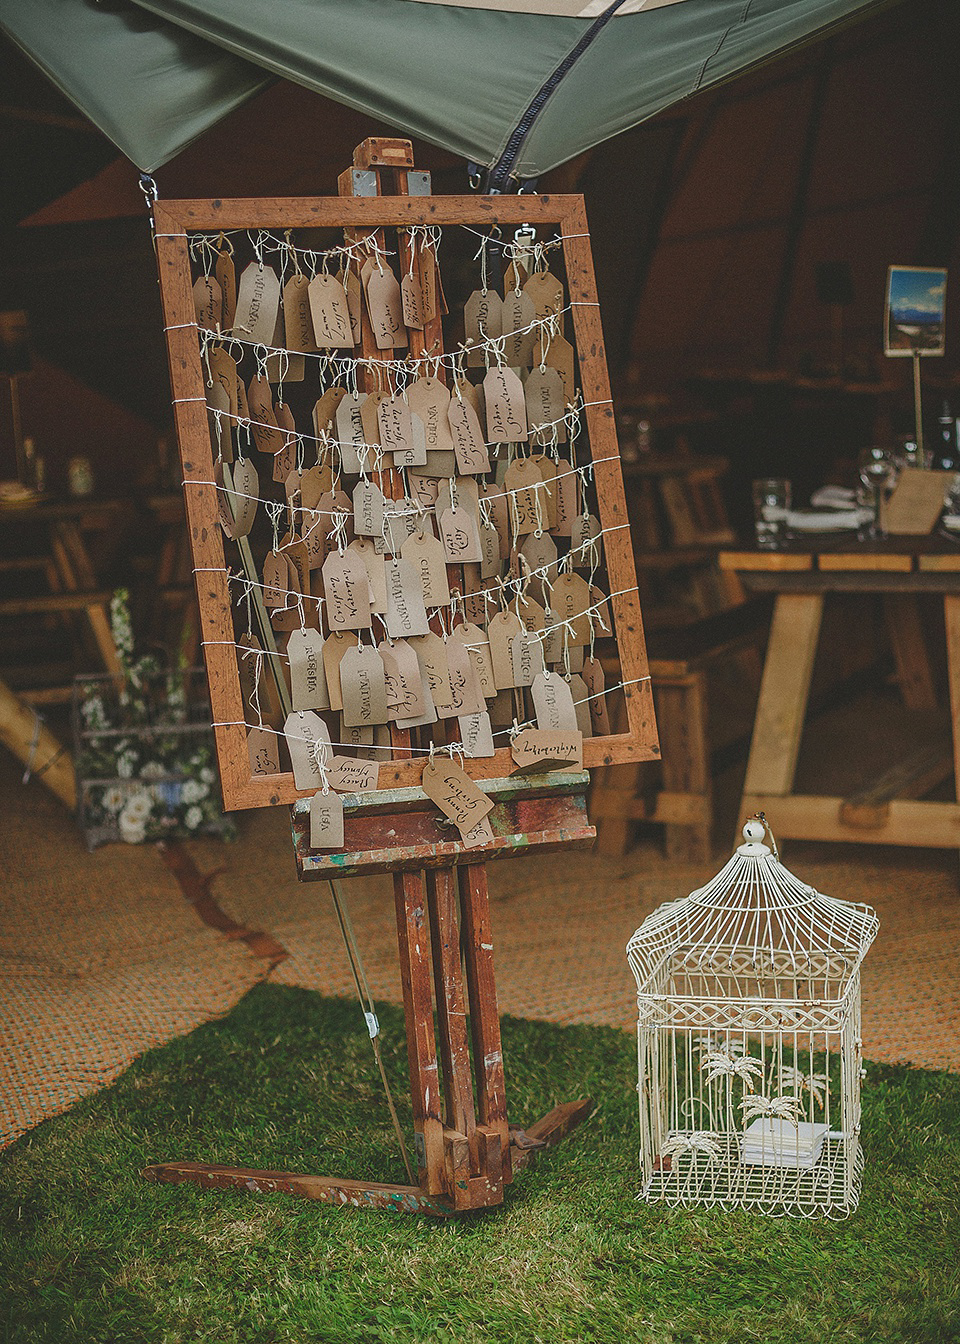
[{"x1": 2, "y1": 985, "x2": 959, "y2": 1344}]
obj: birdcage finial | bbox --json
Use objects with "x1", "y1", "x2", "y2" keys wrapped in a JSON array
[{"x1": 744, "y1": 811, "x2": 779, "y2": 860}]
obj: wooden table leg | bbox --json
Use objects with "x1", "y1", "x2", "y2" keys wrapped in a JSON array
[
  {"x1": 737, "y1": 592, "x2": 823, "y2": 837},
  {"x1": 50, "y1": 520, "x2": 124, "y2": 681},
  {"x1": 884, "y1": 593, "x2": 937, "y2": 710}
]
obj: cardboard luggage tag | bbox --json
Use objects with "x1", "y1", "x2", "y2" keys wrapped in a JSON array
[
  {"x1": 541, "y1": 608, "x2": 563, "y2": 666},
  {"x1": 379, "y1": 497, "x2": 417, "y2": 555},
  {"x1": 479, "y1": 519, "x2": 502, "y2": 580},
  {"x1": 509, "y1": 627, "x2": 542, "y2": 688},
  {"x1": 444, "y1": 635, "x2": 485, "y2": 717},
  {"x1": 339, "y1": 642, "x2": 389, "y2": 728},
  {"x1": 337, "y1": 720, "x2": 370, "y2": 750},
  {"x1": 501, "y1": 289, "x2": 536, "y2": 367},
  {"x1": 262, "y1": 550, "x2": 293, "y2": 609},
  {"x1": 309, "y1": 789, "x2": 345, "y2": 850},
  {"x1": 322, "y1": 630, "x2": 353, "y2": 712},
  {"x1": 437, "y1": 475, "x2": 479, "y2": 522},
  {"x1": 511, "y1": 593, "x2": 546, "y2": 636},
  {"x1": 464, "y1": 289, "x2": 503, "y2": 365},
  {"x1": 263, "y1": 301, "x2": 304, "y2": 382},
  {"x1": 581, "y1": 655, "x2": 611, "y2": 736},
  {"x1": 326, "y1": 755, "x2": 380, "y2": 794},
  {"x1": 510, "y1": 727, "x2": 582, "y2": 774},
  {"x1": 342, "y1": 265, "x2": 363, "y2": 344},
  {"x1": 384, "y1": 556, "x2": 431, "y2": 639},
  {"x1": 313, "y1": 386, "x2": 347, "y2": 440},
  {"x1": 379, "y1": 638, "x2": 427, "y2": 721},
  {"x1": 321, "y1": 548, "x2": 372, "y2": 631},
  {"x1": 308, "y1": 272, "x2": 353, "y2": 348},
  {"x1": 484, "y1": 366, "x2": 528, "y2": 444},
  {"x1": 531, "y1": 670, "x2": 579, "y2": 732},
  {"x1": 529, "y1": 454, "x2": 559, "y2": 531},
  {"x1": 234, "y1": 262, "x2": 281, "y2": 344},
  {"x1": 448, "y1": 395, "x2": 490, "y2": 475},
  {"x1": 487, "y1": 609, "x2": 524, "y2": 689},
  {"x1": 335, "y1": 392, "x2": 368, "y2": 475},
  {"x1": 248, "y1": 725, "x2": 281, "y2": 777},
  {"x1": 460, "y1": 813, "x2": 496, "y2": 849},
  {"x1": 525, "y1": 366, "x2": 566, "y2": 445},
  {"x1": 419, "y1": 238, "x2": 442, "y2": 322},
  {"x1": 280, "y1": 536, "x2": 310, "y2": 605},
  {"x1": 300, "y1": 462, "x2": 333, "y2": 512},
  {"x1": 553, "y1": 458, "x2": 578, "y2": 537},
  {"x1": 589, "y1": 585, "x2": 612, "y2": 639},
  {"x1": 271, "y1": 407, "x2": 298, "y2": 483},
  {"x1": 287, "y1": 627, "x2": 330, "y2": 711},
  {"x1": 439, "y1": 505, "x2": 483, "y2": 564},
  {"x1": 480, "y1": 481, "x2": 511, "y2": 559},
  {"x1": 284, "y1": 710, "x2": 331, "y2": 790},
  {"x1": 571, "y1": 513, "x2": 602, "y2": 570},
  {"x1": 358, "y1": 394, "x2": 385, "y2": 465},
  {"x1": 208, "y1": 346, "x2": 240, "y2": 419},
  {"x1": 193, "y1": 275, "x2": 222, "y2": 331},
  {"x1": 520, "y1": 531, "x2": 558, "y2": 595},
  {"x1": 409, "y1": 476, "x2": 440, "y2": 517},
  {"x1": 348, "y1": 537, "x2": 388, "y2": 614},
  {"x1": 283, "y1": 273, "x2": 319, "y2": 352},
  {"x1": 215, "y1": 247, "x2": 237, "y2": 330},
  {"x1": 238, "y1": 632, "x2": 266, "y2": 719},
  {"x1": 487, "y1": 687, "x2": 516, "y2": 729},
  {"x1": 551, "y1": 571, "x2": 593, "y2": 645},
  {"x1": 448, "y1": 621, "x2": 496, "y2": 700},
  {"x1": 534, "y1": 331, "x2": 576, "y2": 403},
  {"x1": 317, "y1": 489, "x2": 355, "y2": 553},
  {"x1": 353, "y1": 478, "x2": 385, "y2": 539},
  {"x1": 458, "y1": 710, "x2": 496, "y2": 759},
  {"x1": 392, "y1": 409, "x2": 428, "y2": 471},
  {"x1": 406, "y1": 377, "x2": 457, "y2": 474},
  {"x1": 567, "y1": 672, "x2": 593, "y2": 737},
  {"x1": 396, "y1": 663, "x2": 438, "y2": 729},
  {"x1": 362, "y1": 259, "x2": 407, "y2": 349},
  {"x1": 247, "y1": 375, "x2": 285, "y2": 454},
  {"x1": 503, "y1": 458, "x2": 544, "y2": 537},
  {"x1": 377, "y1": 394, "x2": 415, "y2": 462},
  {"x1": 400, "y1": 527, "x2": 450, "y2": 607},
  {"x1": 421, "y1": 757, "x2": 494, "y2": 836},
  {"x1": 216, "y1": 456, "x2": 258, "y2": 538},
  {"x1": 455, "y1": 377, "x2": 486, "y2": 435},
  {"x1": 407, "y1": 631, "x2": 455, "y2": 719},
  {"x1": 401, "y1": 265, "x2": 426, "y2": 329},
  {"x1": 523, "y1": 269, "x2": 565, "y2": 325}
]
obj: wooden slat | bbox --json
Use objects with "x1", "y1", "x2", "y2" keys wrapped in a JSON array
[
  {"x1": 0, "y1": 675, "x2": 76, "y2": 808},
  {"x1": 426, "y1": 869, "x2": 477, "y2": 1152},
  {"x1": 738, "y1": 794, "x2": 960, "y2": 848},
  {"x1": 945, "y1": 594, "x2": 960, "y2": 815},
  {"x1": 883, "y1": 593, "x2": 937, "y2": 710},
  {"x1": 0, "y1": 591, "x2": 112, "y2": 615},
  {"x1": 919, "y1": 553, "x2": 960, "y2": 571},
  {"x1": 818, "y1": 552, "x2": 913, "y2": 572},
  {"x1": 719, "y1": 551, "x2": 812, "y2": 572}
]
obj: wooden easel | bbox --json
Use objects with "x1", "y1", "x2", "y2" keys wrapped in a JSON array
[{"x1": 144, "y1": 141, "x2": 603, "y2": 1215}]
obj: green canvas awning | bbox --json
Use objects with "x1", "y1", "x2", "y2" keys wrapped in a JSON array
[{"x1": 0, "y1": 0, "x2": 889, "y2": 180}]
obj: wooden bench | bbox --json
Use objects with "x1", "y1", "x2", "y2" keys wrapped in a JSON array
[{"x1": 590, "y1": 599, "x2": 771, "y2": 861}]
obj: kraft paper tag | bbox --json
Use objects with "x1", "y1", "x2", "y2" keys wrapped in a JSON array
[
  {"x1": 335, "y1": 393, "x2": 368, "y2": 475},
  {"x1": 510, "y1": 727, "x2": 582, "y2": 774},
  {"x1": 445, "y1": 635, "x2": 485, "y2": 716},
  {"x1": 503, "y1": 458, "x2": 544, "y2": 536},
  {"x1": 568, "y1": 673, "x2": 592, "y2": 737},
  {"x1": 208, "y1": 346, "x2": 240, "y2": 418},
  {"x1": 480, "y1": 481, "x2": 510, "y2": 557},
  {"x1": 885, "y1": 467, "x2": 955, "y2": 535},
  {"x1": 287, "y1": 627, "x2": 330, "y2": 710},
  {"x1": 326, "y1": 755, "x2": 380, "y2": 794},
  {"x1": 509, "y1": 628, "x2": 542, "y2": 687},
  {"x1": 487, "y1": 610, "x2": 523, "y2": 689},
  {"x1": 339, "y1": 643, "x2": 389, "y2": 727},
  {"x1": 379, "y1": 638, "x2": 427, "y2": 720},
  {"x1": 322, "y1": 549, "x2": 372, "y2": 630},
  {"x1": 349, "y1": 537, "x2": 388, "y2": 613},
  {"x1": 378, "y1": 395, "x2": 414, "y2": 461},
  {"x1": 531, "y1": 670, "x2": 578, "y2": 732},
  {"x1": 341, "y1": 720, "x2": 373, "y2": 749},
  {"x1": 193, "y1": 275, "x2": 222, "y2": 331},
  {"x1": 589, "y1": 585, "x2": 612, "y2": 639},
  {"x1": 308, "y1": 273, "x2": 353, "y2": 348},
  {"x1": 395, "y1": 663, "x2": 438, "y2": 729},
  {"x1": 284, "y1": 274, "x2": 318, "y2": 352},
  {"x1": 266, "y1": 306, "x2": 304, "y2": 384},
  {"x1": 409, "y1": 632, "x2": 456, "y2": 719},
  {"x1": 520, "y1": 530, "x2": 558, "y2": 593},
  {"x1": 217, "y1": 456, "x2": 258, "y2": 538},
  {"x1": 479, "y1": 520, "x2": 501, "y2": 580},
  {"x1": 581, "y1": 655, "x2": 611, "y2": 736},
  {"x1": 484, "y1": 366, "x2": 528, "y2": 444},
  {"x1": 385, "y1": 556, "x2": 431, "y2": 638},
  {"x1": 439, "y1": 506, "x2": 483, "y2": 564},
  {"x1": 448, "y1": 396, "x2": 491, "y2": 475},
  {"x1": 449, "y1": 622, "x2": 496, "y2": 700},
  {"x1": 353, "y1": 479, "x2": 384, "y2": 539},
  {"x1": 309, "y1": 790, "x2": 344, "y2": 849},
  {"x1": 571, "y1": 513, "x2": 602, "y2": 570},
  {"x1": 437, "y1": 476, "x2": 479, "y2": 523},
  {"x1": 553, "y1": 458, "x2": 577, "y2": 536},
  {"x1": 383, "y1": 498, "x2": 422, "y2": 554},
  {"x1": 407, "y1": 377, "x2": 456, "y2": 457},
  {"x1": 356, "y1": 724, "x2": 393, "y2": 760},
  {"x1": 421, "y1": 758, "x2": 494, "y2": 831},
  {"x1": 523, "y1": 269, "x2": 564, "y2": 324},
  {"x1": 456, "y1": 377, "x2": 486, "y2": 435},
  {"x1": 542, "y1": 607, "x2": 563, "y2": 666},
  {"x1": 248, "y1": 726, "x2": 281, "y2": 777},
  {"x1": 458, "y1": 710, "x2": 495, "y2": 758},
  {"x1": 501, "y1": 289, "x2": 536, "y2": 367},
  {"x1": 284, "y1": 710, "x2": 331, "y2": 790},
  {"x1": 272, "y1": 407, "x2": 297, "y2": 482},
  {"x1": 401, "y1": 269, "x2": 425, "y2": 329},
  {"x1": 313, "y1": 386, "x2": 347, "y2": 439},
  {"x1": 216, "y1": 247, "x2": 237, "y2": 330},
  {"x1": 362, "y1": 261, "x2": 407, "y2": 349},
  {"x1": 525, "y1": 366, "x2": 566, "y2": 445},
  {"x1": 512, "y1": 593, "x2": 546, "y2": 636},
  {"x1": 358, "y1": 394, "x2": 384, "y2": 461},
  {"x1": 551, "y1": 572, "x2": 593, "y2": 645},
  {"x1": 344, "y1": 265, "x2": 362, "y2": 344},
  {"x1": 464, "y1": 289, "x2": 503, "y2": 365},
  {"x1": 530, "y1": 454, "x2": 559, "y2": 530},
  {"x1": 401, "y1": 528, "x2": 450, "y2": 607},
  {"x1": 535, "y1": 331, "x2": 576, "y2": 402},
  {"x1": 460, "y1": 813, "x2": 496, "y2": 848},
  {"x1": 322, "y1": 631, "x2": 353, "y2": 712},
  {"x1": 262, "y1": 550, "x2": 292, "y2": 609},
  {"x1": 409, "y1": 473, "x2": 440, "y2": 515},
  {"x1": 234, "y1": 262, "x2": 280, "y2": 344},
  {"x1": 247, "y1": 375, "x2": 284, "y2": 454},
  {"x1": 394, "y1": 410, "x2": 428, "y2": 470}
]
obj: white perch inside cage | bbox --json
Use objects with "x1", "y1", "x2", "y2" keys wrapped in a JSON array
[{"x1": 627, "y1": 818, "x2": 878, "y2": 1219}]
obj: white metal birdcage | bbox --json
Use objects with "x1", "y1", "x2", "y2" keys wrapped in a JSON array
[{"x1": 627, "y1": 818, "x2": 878, "y2": 1219}]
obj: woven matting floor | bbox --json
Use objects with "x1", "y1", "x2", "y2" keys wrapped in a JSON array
[{"x1": 2, "y1": 733, "x2": 959, "y2": 1150}]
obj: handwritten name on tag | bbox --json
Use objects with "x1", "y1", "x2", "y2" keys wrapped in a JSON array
[
  {"x1": 448, "y1": 396, "x2": 490, "y2": 475},
  {"x1": 510, "y1": 728, "x2": 583, "y2": 774},
  {"x1": 379, "y1": 638, "x2": 426, "y2": 720},
  {"x1": 308, "y1": 273, "x2": 353, "y2": 348},
  {"x1": 363, "y1": 261, "x2": 407, "y2": 349},
  {"x1": 321, "y1": 549, "x2": 371, "y2": 631},
  {"x1": 309, "y1": 790, "x2": 345, "y2": 849},
  {"x1": 339, "y1": 643, "x2": 388, "y2": 728},
  {"x1": 464, "y1": 289, "x2": 503, "y2": 364},
  {"x1": 384, "y1": 556, "x2": 431, "y2": 638},
  {"x1": 487, "y1": 610, "x2": 524, "y2": 690},
  {"x1": 421, "y1": 758, "x2": 494, "y2": 832},
  {"x1": 458, "y1": 710, "x2": 496, "y2": 758},
  {"x1": 409, "y1": 632, "x2": 456, "y2": 720},
  {"x1": 246, "y1": 375, "x2": 284, "y2": 454},
  {"x1": 439, "y1": 506, "x2": 482, "y2": 564},
  {"x1": 348, "y1": 537, "x2": 387, "y2": 613},
  {"x1": 193, "y1": 275, "x2": 222, "y2": 331},
  {"x1": 284, "y1": 710, "x2": 331, "y2": 790},
  {"x1": 287, "y1": 627, "x2": 330, "y2": 711},
  {"x1": 484, "y1": 366, "x2": 528, "y2": 444},
  {"x1": 503, "y1": 458, "x2": 543, "y2": 536},
  {"x1": 247, "y1": 726, "x2": 281, "y2": 777},
  {"x1": 217, "y1": 457, "x2": 258, "y2": 539},
  {"x1": 325, "y1": 755, "x2": 380, "y2": 794},
  {"x1": 234, "y1": 262, "x2": 280, "y2": 344},
  {"x1": 216, "y1": 247, "x2": 236, "y2": 329},
  {"x1": 581, "y1": 655, "x2": 611, "y2": 736}
]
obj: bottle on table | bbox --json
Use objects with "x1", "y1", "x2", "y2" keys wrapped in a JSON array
[{"x1": 933, "y1": 399, "x2": 959, "y2": 473}]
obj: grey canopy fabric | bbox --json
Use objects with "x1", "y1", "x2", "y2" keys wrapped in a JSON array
[{"x1": 0, "y1": 0, "x2": 885, "y2": 178}]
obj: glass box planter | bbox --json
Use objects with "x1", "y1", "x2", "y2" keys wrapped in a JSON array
[{"x1": 72, "y1": 668, "x2": 235, "y2": 850}]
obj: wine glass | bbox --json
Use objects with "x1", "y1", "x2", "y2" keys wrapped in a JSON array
[{"x1": 858, "y1": 446, "x2": 896, "y2": 540}]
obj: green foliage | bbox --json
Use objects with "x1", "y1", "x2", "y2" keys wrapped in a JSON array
[{"x1": 2, "y1": 986, "x2": 958, "y2": 1344}]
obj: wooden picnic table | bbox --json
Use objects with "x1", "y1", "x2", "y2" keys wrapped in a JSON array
[{"x1": 719, "y1": 537, "x2": 960, "y2": 852}]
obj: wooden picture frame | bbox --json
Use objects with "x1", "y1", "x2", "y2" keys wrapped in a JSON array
[{"x1": 154, "y1": 193, "x2": 658, "y2": 811}]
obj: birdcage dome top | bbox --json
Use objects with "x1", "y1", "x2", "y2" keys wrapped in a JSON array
[{"x1": 628, "y1": 821, "x2": 879, "y2": 974}]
